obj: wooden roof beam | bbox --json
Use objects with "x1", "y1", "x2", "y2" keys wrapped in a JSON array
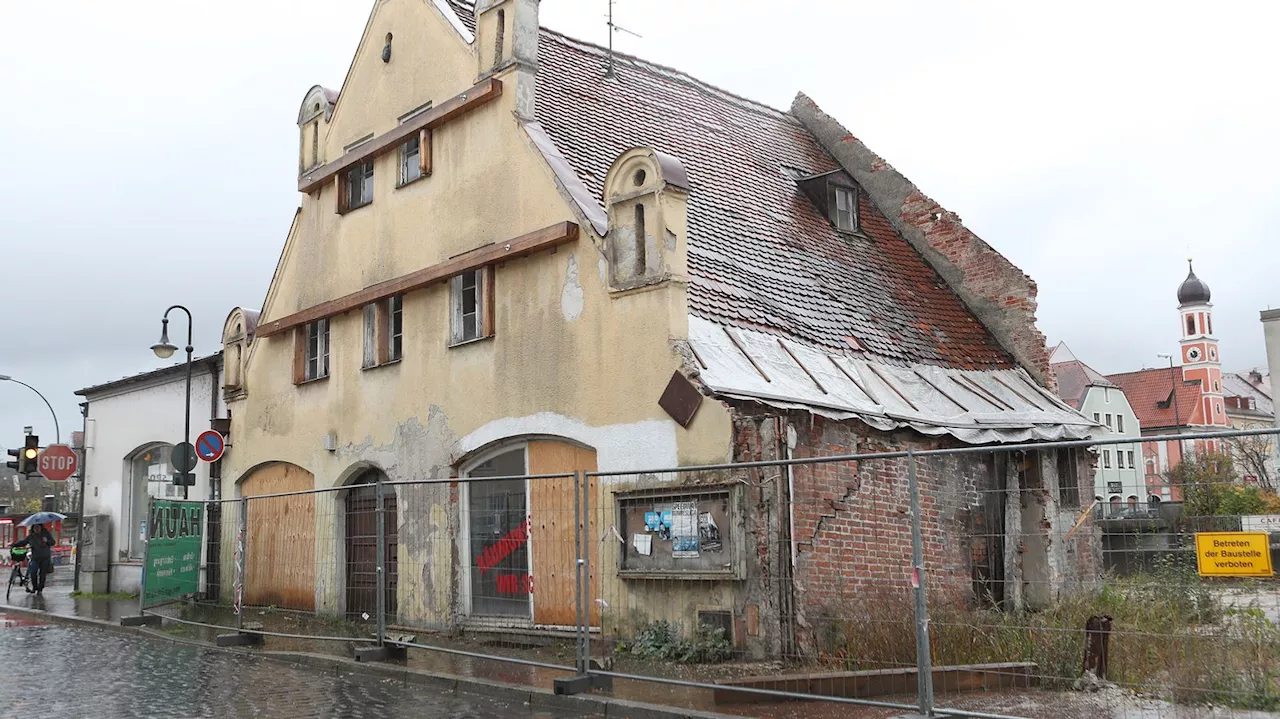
[
  {"x1": 255, "y1": 221, "x2": 579, "y2": 339},
  {"x1": 298, "y1": 78, "x2": 503, "y2": 194}
]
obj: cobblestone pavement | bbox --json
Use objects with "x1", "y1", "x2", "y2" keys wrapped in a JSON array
[{"x1": 0, "y1": 616, "x2": 591, "y2": 719}]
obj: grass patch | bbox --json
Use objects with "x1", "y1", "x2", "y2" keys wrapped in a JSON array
[
  {"x1": 70, "y1": 591, "x2": 137, "y2": 600},
  {"x1": 819, "y1": 559, "x2": 1280, "y2": 710}
]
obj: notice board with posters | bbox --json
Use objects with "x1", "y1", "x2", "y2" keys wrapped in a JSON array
[
  {"x1": 615, "y1": 484, "x2": 744, "y2": 580},
  {"x1": 142, "y1": 500, "x2": 204, "y2": 608}
]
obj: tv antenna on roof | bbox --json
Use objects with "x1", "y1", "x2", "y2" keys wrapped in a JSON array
[{"x1": 605, "y1": 0, "x2": 642, "y2": 78}]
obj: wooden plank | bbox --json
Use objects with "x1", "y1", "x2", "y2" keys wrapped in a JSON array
[
  {"x1": 420, "y1": 129, "x2": 432, "y2": 177},
  {"x1": 257, "y1": 221, "x2": 579, "y2": 339},
  {"x1": 292, "y1": 327, "x2": 305, "y2": 385},
  {"x1": 527, "y1": 441, "x2": 599, "y2": 627},
  {"x1": 241, "y1": 463, "x2": 316, "y2": 612},
  {"x1": 482, "y1": 265, "x2": 495, "y2": 339},
  {"x1": 298, "y1": 78, "x2": 502, "y2": 194}
]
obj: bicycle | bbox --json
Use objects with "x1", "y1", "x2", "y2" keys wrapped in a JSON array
[{"x1": 6, "y1": 548, "x2": 30, "y2": 601}]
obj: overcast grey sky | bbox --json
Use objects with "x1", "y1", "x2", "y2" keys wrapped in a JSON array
[{"x1": 1, "y1": 0, "x2": 1276, "y2": 446}]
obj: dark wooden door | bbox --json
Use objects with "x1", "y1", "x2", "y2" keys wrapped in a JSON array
[{"x1": 345, "y1": 480, "x2": 397, "y2": 621}]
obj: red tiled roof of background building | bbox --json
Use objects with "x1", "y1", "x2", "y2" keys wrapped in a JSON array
[
  {"x1": 445, "y1": 2, "x2": 1016, "y2": 371},
  {"x1": 1106, "y1": 367, "x2": 1204, "y2": 430}
]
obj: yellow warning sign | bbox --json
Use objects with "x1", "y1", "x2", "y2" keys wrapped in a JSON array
[{"x1": 1194, "y1": 532, "x2": 1274, "y2": 577}]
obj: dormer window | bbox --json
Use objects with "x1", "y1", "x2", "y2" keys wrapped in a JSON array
[
  {"x1": 830, "y1": 184, "x2": 858, "y2": 232},
  {"x1": 795, "y1": 169, "x2": 860, "y2": 234}
]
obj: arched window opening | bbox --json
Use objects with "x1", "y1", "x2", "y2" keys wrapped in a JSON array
[
  {"x1": 1186, "y1": 315, "x2": 1196, "y2": 336},
  {"x1": 128, "y1": 443, "x2": 175, "y2": 558}
]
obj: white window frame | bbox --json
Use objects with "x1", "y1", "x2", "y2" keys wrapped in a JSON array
[
  {"x1": 1103, "y1": 449, "x2": 1112, "y2": 469},
  {"x1": 1116, "y1": 414, "x2": 1125, "y2": 433},
  {"x1": 305, "y1": 318, "x2": 330, "y2": 381},
  {"x1": 450, "y1": 268, "x2": 491, "y2": 346},
  {"x1": 457, "y1": 443, "x2": 532, "y2": 622},
  {"x1": 388, "y1": 294, "x2": 404, "y2": 361},
  {"x1": 345, "y1": 159, "x2": 374, "y2": 210},
  {"x1": 1105, "y1": 413, "x2": 1113, "y2": 429},
  {"x1": 1093, "y1": 412, "x2": 1101, "y2": 423},
  {"x1": 1127, "y1": 450, "x2": 1136, "y2": 469},
  {"x1": 831, "y1": 184, "x2": 857, "y2": 232}
]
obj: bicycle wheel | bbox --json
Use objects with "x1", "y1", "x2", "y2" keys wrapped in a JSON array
[{"x1": 6, "y1": 566, "x2": 16, "y2": 601}]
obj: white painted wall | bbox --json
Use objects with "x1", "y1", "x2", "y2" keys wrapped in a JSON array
[
  {"x1": 79, "y1": 359, "x2": 224, "y2": 593},
  {"x1": 1079, "y1": 385, "x2": 1146, "y2": 509}
]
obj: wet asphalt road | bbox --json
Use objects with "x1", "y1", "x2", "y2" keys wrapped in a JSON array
[{"x1": 0, "y1": 617, "x2": 590, "y2": 719}]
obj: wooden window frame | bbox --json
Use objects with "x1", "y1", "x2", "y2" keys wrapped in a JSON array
[
  {"x1": 449, "y1": 266, "x2": 495, "y2": 346},
  {"x1": 363, "y1": 295, "x2": 404, "y2": 369},
  {"x1": 295, "y1": 318, "x2": 330, "y2": 384},
  {"x1": 339, "y1": 159, "x2": 374, "y2": 214},
  {"x1": 398, "y1": 130, "x2": 431, "y2": 187}
]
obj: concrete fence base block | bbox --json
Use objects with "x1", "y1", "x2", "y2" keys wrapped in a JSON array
[
  {"x1": 354, "y1": 644, "x2": 407, "y2": 662},
  {"x1": 120, "y1": 615, "x2": 161, "y2": 627},
  {"x1": 216, "y1": 632, "x2": 264, "y2": 647}
]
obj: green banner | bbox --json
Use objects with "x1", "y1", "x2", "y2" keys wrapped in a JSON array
[{"x1": 143, "y1": 500, "x2": 204, "y2": 608}]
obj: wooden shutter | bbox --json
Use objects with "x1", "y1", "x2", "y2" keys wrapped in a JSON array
[
  {"x1": 419, "y1": 129, "x2": 432, "y2": 177},
  {"x1": 481, "y1": 265, "x2": 495, "y2": 339},
  {"x1": 292, "y1": 326, "x2": 306, "y2": 385}
]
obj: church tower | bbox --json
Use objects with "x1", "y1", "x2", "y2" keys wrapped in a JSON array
[{"x1": 1177, "y1": 260, "x2": 1228, "y2": 426}]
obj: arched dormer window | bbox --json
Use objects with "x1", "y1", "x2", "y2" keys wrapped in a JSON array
[{"x1": 602, "y1": 147, "x2": 689, "y2": 290}]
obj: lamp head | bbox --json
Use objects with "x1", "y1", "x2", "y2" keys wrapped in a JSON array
[{"x1": 151, "y1": 318, "x2": 177, "y2": 359}]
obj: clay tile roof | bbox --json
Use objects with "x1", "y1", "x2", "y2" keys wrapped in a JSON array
[
  {"x1": 444, "y1": 2, "x2": 1014, "y2": 372},
  {"x1": 1048, "y1": 343, "x2": 1117, "y2": 409},
  {"x1": 1106, "y1": 367, "x2": 1202, "y2": 430}
]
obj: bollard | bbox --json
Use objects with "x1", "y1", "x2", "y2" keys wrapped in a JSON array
[{"x1": 1082, "y1": 614, "x2": 1113, "y2": 680}]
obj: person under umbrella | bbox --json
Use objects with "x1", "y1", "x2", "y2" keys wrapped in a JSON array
[{"x1": 13, "y1": 519, "x2": 59, "y2": 595}]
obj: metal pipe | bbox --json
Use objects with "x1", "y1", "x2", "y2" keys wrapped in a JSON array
[
  {"x1": 581, "y1": 467, "x2": 592, "y2": 672},
  {"x1": 375, "y1": 472, "x2": 387, "y2": 647},
  {"x1": 0, "y1": 375, "x2": 60, "y2": 443},
  {"x1": 573, "y1": 469, "x2": 585, "y2": 675},
  {"x1": 908, "y1": 449, "x2": 934, "y2": 715},
  {"x1": 72, "y1": 402, "x2": 88, "y2": 593}
]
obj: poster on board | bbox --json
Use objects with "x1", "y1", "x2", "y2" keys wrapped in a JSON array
[{"x1": 671, "y1": 501, "x2": 700, "y2": 558}]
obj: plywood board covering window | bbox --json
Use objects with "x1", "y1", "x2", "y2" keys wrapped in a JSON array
[
  {"x1": 239, "y1": 463, "x2": 317, "y2": 611},
  {"x1": 450, "y1": 266, "x2": 494, "y2": 345},
  {"x1": 526, "y1": 440, "x2": 599, "y2": 627}
]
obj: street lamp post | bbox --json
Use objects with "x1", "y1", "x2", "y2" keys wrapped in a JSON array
[
  {"x1": 151, "y1": 305, "x2": 194, "y2": 500},
  {"x1": 0, "y1": 375, "x2": 60, "y2": 444}
]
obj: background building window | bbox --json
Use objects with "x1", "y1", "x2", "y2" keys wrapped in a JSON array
[
  {"x1": 1103, "y1": 449, "x2": 1112, "y2": 469},
  {"x1": 1127, "y1": 450, "x2": 1135, "y2": 468},
  {"x1": 450, "y1": 267, "x2": 493, "y2": 345},
  {"x1": 1105, "y1": 413, "x2": 1113, "y2": 429},
  {"x1": 1116, "y1": 414, "x2": 1125, "y2": 433}
]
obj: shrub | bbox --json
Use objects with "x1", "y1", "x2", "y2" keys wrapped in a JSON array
[{"x1": 624, "y1": 620, "x2": 733, "y2": 664}]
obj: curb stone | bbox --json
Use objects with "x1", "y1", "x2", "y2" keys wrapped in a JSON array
[{"x1": 0, "y1": 604, "x2": 736, "y2": 719}]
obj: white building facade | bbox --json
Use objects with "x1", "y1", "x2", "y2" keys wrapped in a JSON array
[
  {"x1": 1050, "y1": 343, "x2": 1146, "y2": 513},
  {"x1": 75, "y1": 354, "x2": 225, "y2": 593}
]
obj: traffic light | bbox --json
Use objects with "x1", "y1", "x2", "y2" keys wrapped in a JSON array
[
  {"x1": 7, "y1": 435, "x2": 38, "y2": 476},
  {"x1": 21, "y1": 435, "x2": 38, "y2": 474}
]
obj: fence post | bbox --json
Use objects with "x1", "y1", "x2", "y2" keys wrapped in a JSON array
[
  {"x1": 375, "y1": 473, "x2": 387, "y2": 648},
  {"x1": 573, "y1": 470, "x2": 586, "y2": 675},
  {"x1": 908, "y1": 449, "x2": 935, "y2": 716},
  {"x1": 237, "y1": 496, "x2": 247, "y2": 632}
]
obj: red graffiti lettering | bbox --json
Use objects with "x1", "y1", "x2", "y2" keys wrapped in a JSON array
[
  {"x1": 495, "y1": 573, "x2": 534, "y2": 595},
  {"x1": 476, "y1": 520, "x2": 529, "y2": 575}
]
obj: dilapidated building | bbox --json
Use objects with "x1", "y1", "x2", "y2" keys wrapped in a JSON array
[{"x1": 220, "y1": 0, "x2": 1098, "y2": 657}]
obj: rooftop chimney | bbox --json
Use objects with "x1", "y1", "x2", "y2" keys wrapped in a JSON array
[{"x1": 475, "y1": 0, "x2": 539, "y2": 120}]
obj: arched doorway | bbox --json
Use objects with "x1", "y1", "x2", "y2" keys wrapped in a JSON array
[
  {"x1": 460, "y1": 438, "x2": 598, "y2": 626},
  {"x1": 239, "y1": 462, "x2": 316, "y2": 611},
  {"x1": 345, "y1": 469, "x2": 397, "y2": 621}
]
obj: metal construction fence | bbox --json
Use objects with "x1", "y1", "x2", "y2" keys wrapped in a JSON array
[{"x1": 124, "y1": 427, "x2": 1280, "y2": 719}]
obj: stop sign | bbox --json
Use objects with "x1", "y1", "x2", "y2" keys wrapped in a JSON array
[{"x1": 38, "y1": 444, "x2": 78, "y2": 482}]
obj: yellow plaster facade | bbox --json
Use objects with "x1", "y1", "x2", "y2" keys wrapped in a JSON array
[{"x1": 222, "y1": 0, "x2": 733, "y2": 628}]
